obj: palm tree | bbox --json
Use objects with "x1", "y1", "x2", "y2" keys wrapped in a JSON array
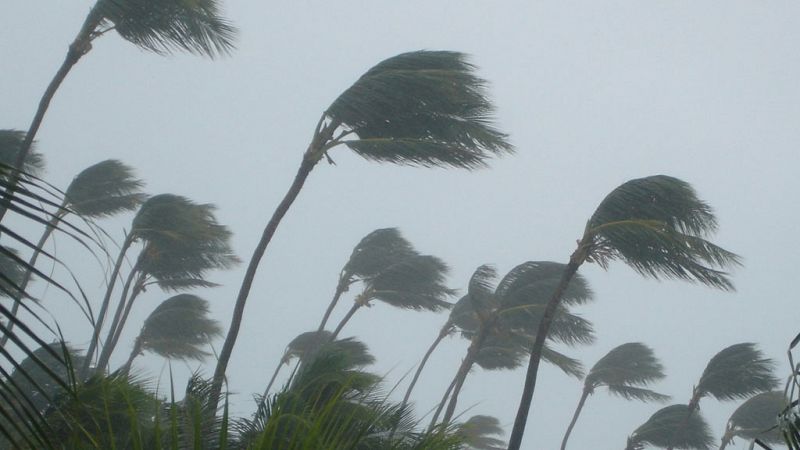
[
  {"x1": 455, "y1": 415, "x2": 506, "y2": 450},
  {"x1": 508, "y1": 175, "x2": 742, "y2": 450},
  {"x1": 1, "y1": 159, "x2": 146, "y2": 348},
  {"x1": 560, "y1": 342, "x2": 669, "y2": 450},
  {"x1": 0, "y1": 0, "x2": 236, "y2": 223},
  {"x1": 719, "y1": 391, "x2": 786, "y2": 450},
  {"x1": 120, "y1": 294, "x2": 222, "y2": 373},
  {"x1": 0, "y1": 130, "x2": 45, "y2": 178},
  {"x1": 210, "y1": 50, "x2": 513, "y2": 408},
  {"x1": 317, "y1": 227, "x2": 416, "y2": 331},
  {"x1": 625, "y1": 404, "x2": 714, "y2": 450}
]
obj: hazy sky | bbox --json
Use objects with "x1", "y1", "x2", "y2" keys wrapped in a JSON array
[{"x1": 3, "y1": 1, "x2": 800, "y2": 448}]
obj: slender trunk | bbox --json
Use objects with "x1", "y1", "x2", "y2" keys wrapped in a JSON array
[
  {"x1": 401, "y1": 322, "x2": 451, "y2": 408},
  {"x1": 317, "y1": 277, "x2": 348, "y2": 332},
  {"x1": 262, "y1": 358, "x2": 288, "y2": 400},
  {"x1": 0, "y1": 207, "x2": 63, "y2": 348},
  {"x1": 81, "y1": 233, "x2": 134, "y2": 378},
  {"x1": 442, "y1": 322, "x2": 490, "y2": 424},
  {"x1": 96, "y1": 267, "x2": 141, "y2": 371},
  {"x1": 120, "y1": 337, "x2": 142, "y2": 375},
  {"x1": 209, "y1": 148, "x2": 324, "y2": 411},
  {"x1": 329, "y1": 302, "x2": 361, "y2": 341},
  {"x1": 507, "y1": 247, "x2": 584, "y2": 450},
  {"x1": 0, "y1": 9, "x2": 101, "y2": 224},
  {"x1": 105, "y1": 274, "x2": 146, "y2": 364},
  {"x1": 560, "y1": 387, "x2": 591, "y2": 450},
  {"x1": 429, "y1": 373, "x2": 458, "y2": 431}
]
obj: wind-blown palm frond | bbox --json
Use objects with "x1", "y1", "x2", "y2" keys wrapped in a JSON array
[
  {"x1": 626, "y1": 404, "x2": 714, "y2": 450},
  {"x1": 363, "y1": 254, "x2": 455, "y2": 311},
  {"x1": 325, "y1": 51, "x2": 513, "y2": 169},
  {"x1": 496, "y1": 261, "x2": 592, "y2": 307},
  {"x1": 287, "y1": 331, "x2": 374, "y2": 367},
  {"x1": 585, "y1": 175, "x2": 741, "y2": 290},
  {"x1": 342, "y1": 228, "x2": 418, "y2": 280},
  {"x1": 5, "y1": 342, "x2": 84, "y2": 412},
  {"x1": 695, "y1": 343, "x2": 778, "y2": 402},
  {"x1": 0, "y1": 130, "x2": 44, "y2": 178},
  {"x1": 64, "y1": 159, "x2": 146, "y2": 218},
  {"x1": 456, "y1": 415, "x2": 506, "y2": 450},
  {"x1": 0, "y1": 249, "x2": 27, "y2": 300},
  {"x1": 721, "y1": 391, "x2": 786, "y2": 448},
  {"x1": 95, "y1": 0, "x2": 237, "y2": 57},
  {"x1": 540, "y1": 345, "x2": 585, "y2": 379},
  {"x1": 586, "y1": 343, "x2": 668, "y2": 399}
]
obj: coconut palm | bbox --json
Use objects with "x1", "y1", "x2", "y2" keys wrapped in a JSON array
[
  {"x1": 455, "y1": 415, "x2": 506, "y2": 450},
  {"x1": 211, "y1": 50, "x2": 513, "y2": 407},
  {"x1": 1, "y1": 159, "x2": 146, "y2": 348},
  {"x1": 0, "y1": 0, "x2": 236, "y2": 223},
  {"x1": 560, "y1": 342, "x2": 669, "y2": 450},
  {"x1": 317, "y1": 227, "x2": 417, "y2": 331},
  {"x1": 626, "y1": 404, "x2": 714, "y2": 450},
  {"x1": 120, "y1": 294, "x2": 222, "y2": 373},
  {"x1": 508, "y1": 175, "x2": 742, "y2": 450},
  {"x1": 720, "y1": 391, "x2": 786, "y2": 450}
]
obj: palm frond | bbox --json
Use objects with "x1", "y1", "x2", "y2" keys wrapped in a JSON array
[
  {"x1": 696, "y1": 343, "x2": 778, "y2": 401},
  {"x1": 726, "y1": 391, "x2": 786, "y2": 444},
  {"x1": 0, "y1": 248, "x2": 28, "y2": 300},
  {"x1": 342, "y1": 228, "x2": 418, "y2": 280},
  {"x1": 364, "y1": 254, "x2": 455, "y2": 311},
  {"x1": 627, "y1": 404, "x2": 714, "y2": 450},
  {"x1": 135, "y1": 294, "x2": 222, "y2": 361},
  {"x1": 455, "y1": 415, "x2": 506, "y2": 450},
  {"x1": 541, "y1": 345, "x2": 585, "y2": 379},
  {"x1": 606, "y1": 385, "x2": 671, "y2": 402},
  {"x1": 95, "y1": 0, "x2": 237, "y2": 57},
  {"x1": 586, "y1": 175, "x2": 741, "y2": 290},
  {"x1": 326, "y1": 51, "x2": 513, "y2": 169},
  {"x1": 466, "y1": 264, "x2": 497, "y2": 315},
  {"x1": 64, "y1": 159, "x2": 147, "y2": 218},
  {"x1": 586, "y1": 343, "x2": 668, "y2": 398},
  {"x1": 0, "y1": 130, "x2": 45, "y2": 177},
  {"x1": 285, "y1": 331, "x2": 375, "y2": 370},
  {"x1": 496, "y1": 261, "x2": 593, "y2": 308}
]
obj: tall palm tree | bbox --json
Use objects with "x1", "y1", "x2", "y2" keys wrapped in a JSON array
[
  {"x1": 1, "y1": 159, "x2": 146, "y2": 348},
  {"x1": 625, "y1": 404, "x2": 714, "y2": 450},
  {"x1": 120, "y1": 294, "x2": 222, "y2": 373},
  {"x1": 210, "y1": 50, "x2": 513, "y2": 408},
  {"x1": 508, "y1": 175, "x2": 742, "y2": 450},
  {"x1": 560, "y1": 342, "x2": 669, "y2": 450},
  {"x1": 317, "y1": 227, "x2": 417, "y2": 331},
  {"x1": 719, "y1": 391, "x2": 786, "y2": 450},
  {"x1": 455, "y1": 415, "x2": 506, "y2": 450},
  {"x1": 0, "y1": 0, "x2": 236, "y2": 223},
  {"x1": 329, "y1": 253, "x2": 454, "y2": 340}
]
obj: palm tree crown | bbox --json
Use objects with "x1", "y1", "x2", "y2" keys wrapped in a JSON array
[
  {"x1": 720, "y1": 391, "x2": 786, "y2": 449},
  {"x1": 64, "y1": 159, "x2": 146, "y2": 218},
  {"x1": 626, "y1": 404, "x2": 714, "y2": 450},
  {"x1": 0, "y1": 130, "x2": 44, "y2": 177},
  {"x1": 584, "y1": 342, "x2": 669, "y2": 400},
  {"x1": 455, "y1": 415, "x2": 506, "y2": 450},
  {"x1": 693, "y1": 343, "x2": 778, "y2": 406}
]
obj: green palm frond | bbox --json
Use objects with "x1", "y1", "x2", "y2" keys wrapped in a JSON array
[
  {"x1": 585, "y1": 175, "x2": 741, "y2": 290},
  {"x1": 325, "y1": 51, "x2": 513, "y2": 169},
  {"x1": 627, "y1": 404, "x2": 714, "y2": 450},
  {"x1": 724, "y1": 391, "x2": 786, "y2": 445},
  {"x1": 495, "y1": 261, "x2": 593, "y2": 307},
  {"x1": 585, "y1": 343, "x2": 669, "y2": 402},
  {"x1": 134, "y1": 294, "x2": 222, "y2": 361},
  {"x1": 95, "y1": 0, "x2": 237, "y2": 57},
  {"x1": 455, "y1": 415, "x2": 506, "y2": 450},
  {"x1": 0, "y1": 130, "x2": 44, "y2": 177},
  {"x1": 363, "y1": 254, "x2": 455, "y2": 311},
  {"x1": 64, "y1": 159, "x2": 147, "y2": 218},
  {"x1": 696, "y1": 343, "x2": 778, "y2": 402},
  {"x1": 285, "y1": 331, "x2": 375, "y2": 368},
  {"x1": 342, "y1": 228, "x2": 418, "y2": 280},
  {"x1": 473, "y1": 333, "x2": 528, "y2": 371},
  {"x1": 466, "y1": 264, "x2": 497, "y2": 315},
  {"x1": 541, "y1": 345, "x2": 585, "y2": 379}
]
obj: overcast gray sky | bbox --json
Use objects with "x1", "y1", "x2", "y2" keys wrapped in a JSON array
[{"x1": 3, "y1": 1, "x2": 800, "y2": 448}]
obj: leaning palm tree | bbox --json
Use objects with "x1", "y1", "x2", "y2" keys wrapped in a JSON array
[
  {"x1": 120, "y1": 294, "x2": 222, "y2": 373},
  {"x1": 719, "y1": 391, "x2": 786, "y2": 450},
  {"x1": 317, "y1": 227, "x2": 417, "y2": 331},
  {"x1": 1, "y1": 159, "x2": 146, "y2": 348},
  {"x1": 0, "y1": 0, "x2": 236, "y2": 223},
  {"x1": 626, "y1": 404, "x2": 714, "y2": 450},
  {"x1": 560, "y1": 342, "x2": 669, "y2": 450},
  {"x1": 508, "y1": 175, "x2": 742, "y2": 450},
  {"x1": 455, "y1": 415, "x2": 506, "y2": 450},
  {"x1": 210, "y1": 50, "x2": 513, "y2": 408}
]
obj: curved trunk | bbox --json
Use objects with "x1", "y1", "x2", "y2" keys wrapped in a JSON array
[
  {"x1": 401, "y1": 321, "x2": 451, "y2": 408},
  {"x1": 262, "y1": 358, "x2": 287, "y2": 399},
  {"x1": 329, "y1": 302, "x2": 361, "y2": 341},
  {"x1": 96, "y1": 269, "x2": 143, "y2": 372},
  {"x1": 119, "y1": 337, "x2": 142, "y2": 375},
  {"x1": 560, "y1": 387, "x2": 591, "y2": 450},
  {"x1": 507, "y1": 247, "x2": 584, "y2": 450},
  {"x1": 442, "y1": 322, "x2": 490, "y2": 423},
  {"x1": 81, "y1": 233, "x2": 134, "y2": 377},
  {"x1": 429, "y1": 373, "x2": 458, "y2": 431},
  {"x1": 0, "y1": 9, "x2": 102, "y2": 224}
]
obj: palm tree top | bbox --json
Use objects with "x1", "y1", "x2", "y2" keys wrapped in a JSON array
[
  {"x1": 584, "y1": 342, "x2": 669, "y2": 402},
  {"x1": 65, "y1": 159, "x2": 147, "y2": 218},
  {"x1": 496, "y1": 261, "x2": 594, "y2": 308},
  {"x1": 627, "y1": 404, "x2": 714, "y2": 450},
  {"x1": 284, "y1": 330, "x2": 375, "y2": 368},
  {"x1": 362, "y1": 253, "x2": 455, "y2": 311},
  {"x1": 585, "y1": 175, "x2": 742, "y2": 291},
  {"x1": 724, "y1": 390, "x2": 786, "y2": 444},
  {"x1": 136, "y1": 294, "x2": 222, "y2": 361},
  {"x1": 94, "y1": 0, "x2": 237, "y2": 57},
  {"x1": 0, "y1": 129, "x2": 45, "y2": 177},
  {"x1": 696, "y1": 343, "x2": 778, "y2": 402},
  {"x1": 456, "y1": 415, "x2": 506, "y2": 450},
  {"x1": 324, "y1": 50, "x2": 513, "y2": 169},
  {"x1": 341, "y1": 227, "x2": 417, "y2": 282}
]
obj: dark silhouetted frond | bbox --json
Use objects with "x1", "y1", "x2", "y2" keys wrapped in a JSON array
[
  {"x1": 135, "y1": 294, "x2": 222, "y2": 361},
  {"x1": 95, "y1": 0, "x2": 237, "y2": 57},
  {"x1": 586, "y1": 175, "x2": 741, "y2": 291},
  {"x1": 0, "y1": 130, "x2": 44, "y2": 177},
  {"x1": 495, "y1": 261, "x2": 593, "y2": 307},
  {"x1": 696, "y1": 343, "x2": 778, "y2": 401},
  {"x1": 64, "y1": 159, "x2": 146, "y2": 218},
  {"x1": 456, "y1": 415, "x2": 506, "y2": 450},
  {"x1": 0, "y1": 248, "x2": 27, "y2": 299},
  {"x1": 586, "y1": 343, "x2": 669, "y2": 402},
  {"x1": 342, "y1": 228, "x2": 418, "y2": 280},
  {"x1": 326, "y1": 51, "x2": 513, "y2": 169},
  {"x1": 541, "y1": 345, "x2": 585, "y2": 379},
  {"x1": 627, "y1": 404, "x2": 714, "y2": 450},
  {"x1": 725, "y1": 391, "x2": 786, "y2": 444},
  {"x1": 364, "y1": 254, "x2": 455, "y2": 311}
]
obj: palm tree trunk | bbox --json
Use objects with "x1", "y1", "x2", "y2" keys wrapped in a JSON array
[
  {"x1": 0, "y1": 9, "x2": 102, "y2": 224},
  {"x1": 508, "y1": 245, "x2": 586, "y2": 450},
  {"x1": 81, "y1": 232, "x2": 134, "y2": 377},
  {"x1": 120, "y1": 337, "x2": 142, "y2": 374},
  {"x1": 262, "y1": 358, "x2": 286, "y2": 399},
  {"x1": 0, "y1": 207, "x2": 64, "y2": 348},
  {"x1": 96, "y1": 267, "x2": 142, "y2": 371},
  {"x1": 560, "y1": 387, "x2": 591, "y2": 450},
  {"x1": 317, "y1": 276, "x2": 349, "y2": 332},
  {"x1": 429, "y1": 373, "x2": 458, "y2": 431},
  {"x1": 401, "y1": 322, "x2": 452, "y2": 408},
  {"x1": 329, "y1": 302, "x2": 362, "y2": 341},
  {"x1": 442, "y1": 323, "x2": 490, "y2": 424}
]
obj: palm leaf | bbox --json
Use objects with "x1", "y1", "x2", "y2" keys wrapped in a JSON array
[
  {"x1": 0, "y1": 130, "x2": 44, "y2": 177},
  {"x1": 364, "y1": 254, "x2": 455, "y2": 311},
  {"x1": 342, "y1": 228, "x2": 418, "y2": 280},
  {"x1": 285, "y1": 331, "x2": 375, "y2": 368},
  {"x1": 696, "y1": 343, "x2": 778, "y2": 402},
  {"x1": 585, "y1": 342, "x2": 669, "y2": 401},
  {"x1": 325, "y1": 51, "x2": 513, "y2": 169},
  {"x1": 540, "y1": 345, "x2": 585, "y2": 379},
  {"x1": 627, "y1": 404, "x2": 714, "y2": 450},
  {"x1": 95, "y1": 0, "x2": 237, "y2": 57},
  {"x1": 725, "y1": 391, "x2": 786, "y2": 444},
  {"x1": 455, "y1": 415, "x2": 506, "y2": 450},
  {"x1": 495, "y1": 261, "x2": 593, "y2": 307},
  {"x1": 64, "y1": 159, "x2": 147, "y2": 218},
  {"x1": 134, "y1": 294, "x2": 222, "y2": 361},
  {"x1": 586, "y1": 175, "x2": 742, "y2": 290}
]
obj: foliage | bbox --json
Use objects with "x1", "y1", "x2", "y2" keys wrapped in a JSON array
[
  {"x1": 722, "y1": 391, "x2": 786, "y2": 447},
  {"x1": 584, "y1": 342, "x2": 669, "y2": 401},
  {"x1": 64, "y1": 159, "x2": 147, "y2": 218},
  {"x1": 626, "y1": 404, "x2": 714, "y2": 450},
  {"x1": 695, "y1": 343, "x2": 778, "y2": 403},
  {"x1": 0, "y1": 131, "x2": 44, "y2": 177},
  {"x1": 455, "y1": 415, "x2": 506, "y2": 450}
]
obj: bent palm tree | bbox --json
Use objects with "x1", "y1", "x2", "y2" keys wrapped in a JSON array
[
  {"x1": 625, "y1": 404, "x2": 714, "y2": 450},
  {"x1": 211, "y1": 50, "x2": 513, "y2": 408},
  {"x1": 719, "y1": 391, "x2": 786, "y2": 450},
  {"x1": 560, "y1": 342, "x2": 669, "y2": 450},
  {"x1": 1, "y1": 0, "x2": 236, "y2": 223},
  {"x1": 455, "y1": 415, "x2": 506, "y2": 450},
  {"x1": 508, "y1": 175, "x2": 742, "y2": 450}
]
